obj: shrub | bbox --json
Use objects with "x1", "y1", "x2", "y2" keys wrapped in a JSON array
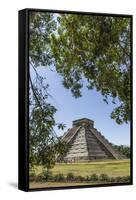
[
  {"x1": 99, "y1": 174, "x2": 110, "y2": 182},
  {"x1": 41, "y1": 170, "x2": 53, "y2": 181},
  {"x1": 113, "y1": 176, "x2": 130, "y2": 183},
  {"x1": 67, "y1": 173, "x2": 75, "y2": 181},
  {"x1": 110, "y1": 177, "x2": 116, "y2": 182},
  {"x1": 120, "y1": 176, "x2": 130, "y2": 182},
  {"x1": 114, "y1": 176, "x2": 123, "y2": 182},
  {"x1": 54, "y1": 173, "x2": 65, "y2": 182},
  {"x1": 90, "y1": 174, "x2": 99, "y2": 181},
  {"x1": 76, "y1": 176, "x2": 85, "y2": 182},
  {"x1": 102, "y1": 176, "x2": 130, "y2": 183},
  {"x1": 86, "y1": 176, "x2": 90, "y2": 181},
  {"x1": 30, "y1": 170, "x2": 36, "y2": 177}
]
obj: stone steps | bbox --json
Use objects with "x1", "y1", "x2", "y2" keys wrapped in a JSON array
[{"x1": 91, "y1": 128, "x2": 122, "y2": 159}]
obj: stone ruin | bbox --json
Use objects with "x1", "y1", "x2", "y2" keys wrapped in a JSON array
[{"x1": 60, "y1": 118, "x2": 125, "y2": 162}]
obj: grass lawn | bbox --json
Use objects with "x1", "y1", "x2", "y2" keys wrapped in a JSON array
[
  {"x1": 30, "y1": 181, "x2": 95, "y2": 188},
  {"x1": 30, "y1": 159, "x2": 130, "y2": 189},
  {"x1": 33, "y1": 159, "x2": 130, "y2": 177}
]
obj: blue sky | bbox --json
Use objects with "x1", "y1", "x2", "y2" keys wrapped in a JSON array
[{"x1": 31, "y1": 66, "x2": 130, "y2": 146}]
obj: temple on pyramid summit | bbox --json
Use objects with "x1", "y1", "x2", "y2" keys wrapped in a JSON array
[{"x1": 60, "y1": 118, "x2": 125, "y2": 162}]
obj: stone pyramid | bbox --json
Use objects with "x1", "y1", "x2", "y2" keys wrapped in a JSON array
[{"x1": 61, "y1": 118, "x2": 125, "y2": 162}]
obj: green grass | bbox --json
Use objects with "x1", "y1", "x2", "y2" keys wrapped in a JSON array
[
  {"x1": 33, "y1": 159, "x2": 130, "y2": 178},
  {"x1": 30, "y1": 159, "x2": 130, "y2": 189},
  {"x1": 30, "y1": 181, "x2": 94, "y2": 188}
]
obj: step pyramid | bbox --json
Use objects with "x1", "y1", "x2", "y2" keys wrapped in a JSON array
[{"x1": 61, "y1": 118, "x2": 125, "y2": 162}]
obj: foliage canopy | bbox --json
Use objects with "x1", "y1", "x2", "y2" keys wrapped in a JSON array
[{"x1": 51, "y1": 14, "x2": 131, "y2": 124}]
